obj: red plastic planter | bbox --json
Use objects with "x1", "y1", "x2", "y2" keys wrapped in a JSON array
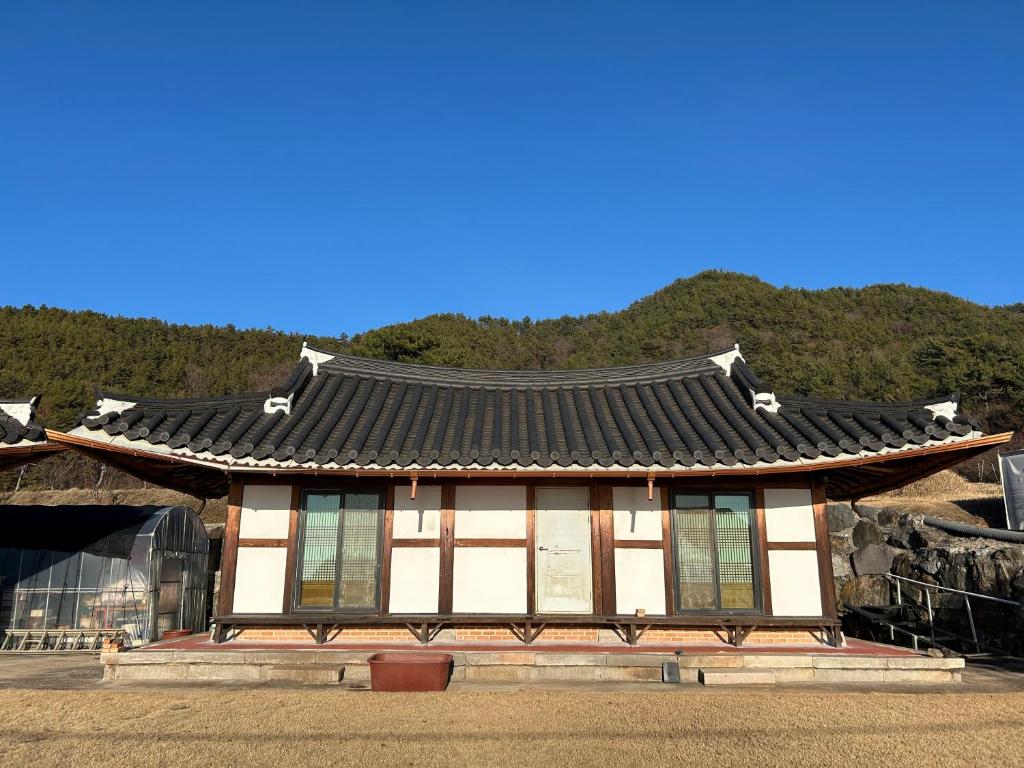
[{"x1": 368, "y1": 653, "x2": 453, "y2": 692}]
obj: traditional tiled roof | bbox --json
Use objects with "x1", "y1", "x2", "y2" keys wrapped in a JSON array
[
  {"x1": 0, "y1": 397, "x2": 46, "y2": 448},
  {"x1": 69, "y1": 344, "x2": 983, "y2": 473},
  {"x1": 0, "y1": 396, "x2": 63, "y2": 471}
]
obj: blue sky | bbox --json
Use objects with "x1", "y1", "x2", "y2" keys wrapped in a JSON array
[{"x1": 1, "y1": 2, "x2": 1021, "y2": 336}]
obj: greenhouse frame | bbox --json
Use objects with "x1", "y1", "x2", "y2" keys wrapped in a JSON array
[{"x1": 0, "y1": 505, "x2": 209, "y2": 650}]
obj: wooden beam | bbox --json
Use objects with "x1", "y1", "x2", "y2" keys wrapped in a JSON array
[
  {"x1": 453, "y1": 538, "x2": 528, "y2": 548},
  {"x1": 237, "y1": 538, "x2": 289, "y2": 548},
  {"x1": 391, "y1": 538, "x2": 442, "y2": 547},
  {"x1": 612, "y1": 539, "x2": 663, "y2": 549}
]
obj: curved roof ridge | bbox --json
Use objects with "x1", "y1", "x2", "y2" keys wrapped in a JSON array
[
  {"x1": 776, "y1": 391, "x2": 959, "y2": 411},
  {"x1": 92, "y1": 389, "x2": 269, "y2": 410},
  {"x1": 304, "y1": 343, "x2": 731, "y2": 386}
]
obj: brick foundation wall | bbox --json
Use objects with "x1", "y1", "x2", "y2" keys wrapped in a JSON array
[
  {"x1": 454, "y1": 627, "x2": 601, "y2": 642},
  {"x1": 237, "y1": 628, "x2": 416, "y2": 642},
  {"x1": 636, "y1": 629, "x2": 823, "y2": 645},
  {"x1": 230, "y1": 625, "x2": 825, "y2": 646}
]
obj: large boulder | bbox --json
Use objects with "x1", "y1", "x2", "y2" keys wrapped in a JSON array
[
  {"x1": 852, "y1": 519, "x2": 885, "y2": 547},
  {"x1": 851, "y1": 543, "x2": 897, "y2": 576},
  {"x1": 827, "y1": 502, "x2": 856, "y2": 532},
  {"x1": 839, "y1": 575, "x2": 891, "y2": 607},
  {"x1": 876, "y1": 506, "x2": 903, "y2": 527},
  {"x1": 854, "y1": 503, "x2": 883, "y2": 522}
]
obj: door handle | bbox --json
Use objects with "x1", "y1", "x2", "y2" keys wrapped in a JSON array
[{"x1": 538, "y1": 546, "x2": 549, "y2": 551}]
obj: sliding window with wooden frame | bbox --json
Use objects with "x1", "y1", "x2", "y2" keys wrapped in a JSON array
[
  {"x1": 293, "y1": 488, "x2": 385, "y2": 613},
  {"x1": 670, "y1": 490, "x2": 762, "y2": 614}
]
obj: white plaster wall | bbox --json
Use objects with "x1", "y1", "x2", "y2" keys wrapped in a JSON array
[
  {"x1": 763, "y1": 488, "x2": 817, "y2": 543},
  {"x1": 239, "y1": 484, "x2": 292, "y2": 539},
  {"x1": 232, "y1": 547, "x2": 288, "y2": 613},
  {"x1": 452, "y1": 548, "x2": 527, "y2": 613},
  {"x1": 388, "y1": 547, "x2": 440, "y2": 613},
  {"x1": 614, "y1": 548, "x2": 667, "y2": 615},
  {"x1": 612, "y1": 486, "x2": 663, "y2": 540},
  {"x1": 454, "y1": 486, "x2": 526, "y2": 539},
  {"x1": 768, "y1": 550, "x2": 823, "y2": 616},
  {"x1": 392, "y1": 485, "x2": 442, "y2": 538}
]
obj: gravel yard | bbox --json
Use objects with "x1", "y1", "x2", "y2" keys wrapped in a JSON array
[{"x1": 2, "y1": 680, "x2": 1023, "y2": 767}]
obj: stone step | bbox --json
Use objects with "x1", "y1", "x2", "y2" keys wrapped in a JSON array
[
  {"x1": 105, "y1": 661, "x2": 345, "y2": 684},
  {"x1": 461, "y1": 663, "x2": 666, "y2": 683},
  {"x1": 698, "y1": 668, "x2": 777, "y2": 685}
]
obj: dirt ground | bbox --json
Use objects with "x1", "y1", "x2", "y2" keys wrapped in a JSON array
[{"x1": 2, "y1": 656, "x2": 1024, "y2": 767}]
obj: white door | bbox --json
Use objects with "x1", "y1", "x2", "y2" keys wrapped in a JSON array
[{"x1": 535, "y1": 487, "x2": 593, "y2": 614}]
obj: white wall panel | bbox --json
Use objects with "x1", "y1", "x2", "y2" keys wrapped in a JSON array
[
  {"x1": 768, "y1": 550, "x2": 823, "y2": 616},
  {"x1": 392, "y1": 485, "x2": 442, "y2": 538},
  {"x1": 454, "y1": 486, "x2": 526, "y2": 539},
  {"x1": 388, "y1": 547, "x2": 440, "y2": 613},
  {"x1": 239, "y1": 484, "x2": 292, "y2": 539},
  {"x1": 614, "y1": 548, "x2": 667, "y2": 615},
  {"x1": 612, "y1": 486, "x2": 663, "y2": 540},
  {"x1": 763, "y1": 488, "x2": 817, "y2": 543},
  {"x1": 453, "y1": 548, "x2": 527, "y2": 613},
  {"x1": 232, "y1": 547, "x2": 287, "y2": 613}
]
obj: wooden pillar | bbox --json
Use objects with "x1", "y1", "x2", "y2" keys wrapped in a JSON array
[
  {"x1": 754, "y1": 487, "x2": 773, "y2": 616},
  {"x1": 217, "y1": 477, "x2": 244, "y2": 617},
  {"x1": 438, "y1": 483, "x2": 456, "y2": 614},
  {"x1": 281, "y1": 483, "x2": 301, "y2": 613},
  {"x1": 660, "y1": 485, "x2": 675, "y2": 616},
  {"x1": 380, "y1": 483, "x2": 395, "y2": 614},
  {"x1": 811, "y1": 476, "x2": 838, "y2": 619},
  {"x1": 589, "y1": 483, "x2": 604, "y2": 616}
]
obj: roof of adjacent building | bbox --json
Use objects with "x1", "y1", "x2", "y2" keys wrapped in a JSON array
[
  {"x1": 0, "y1": 397, "x2": 63, "y2": 470},
  {"x1": 65, "y1": 342, "x2": 990, "y2": 481},
  {"x1": 0, "y1": 397, "x2": 46, "y2": 448}
]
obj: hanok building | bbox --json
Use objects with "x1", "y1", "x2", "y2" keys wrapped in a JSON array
[
  {"x1": 0, "y1": 397, "x2": 64, "y2": 472},
  {"x1": 51, "y1": 344, "x2": 1010, "y2": 648}
]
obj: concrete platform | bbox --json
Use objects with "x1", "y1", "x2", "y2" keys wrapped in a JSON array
[{"x1": 101, "y1": 639, "x2": 964, "y2": 686}]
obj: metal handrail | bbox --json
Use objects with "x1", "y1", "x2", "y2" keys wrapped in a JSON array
[
  {"x1": 884, "y1": 573, "x2": 1024, "y2": 654},
  {"x1": 885, "y1": 574, "x2": 1023, "y2": 607}
]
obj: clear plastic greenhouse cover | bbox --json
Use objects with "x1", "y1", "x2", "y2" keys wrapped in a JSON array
[{"x1": 0, "y1": 505, "x2": 209, "y2": 646}]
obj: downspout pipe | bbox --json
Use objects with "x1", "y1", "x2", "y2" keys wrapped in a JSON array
[{"x1": 923, "y1": 516, "x2": 1024, "y2": 544}]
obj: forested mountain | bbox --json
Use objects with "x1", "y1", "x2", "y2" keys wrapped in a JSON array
[{"x1": 2, "y1": 271, "x2": 1022, "y2": 489}]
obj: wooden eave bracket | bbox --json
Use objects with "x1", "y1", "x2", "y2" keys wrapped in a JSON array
[
  {"x1": 410, "y1": 472, "x2": 418, "y2": 500},
  {"x1": 647, "y1": 473, "x2": 655, "y2": 501}
]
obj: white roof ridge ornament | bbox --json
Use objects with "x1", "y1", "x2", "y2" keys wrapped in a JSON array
[
  {"x1": 753, "y1": 391, "x2": 781, "y2": 413},
  {"x1": 0, "y1": 400, "x2": 35, "y2": 426},
  {"x1": 264, "y1": 392, "x2": 294, "y2": 415},
  {"x1": 300, "y1": 341, "x2": 336, "y2": 376},
  {"x1": 95, "y1": 397, "x2": 137, "y2": 416},
  {"x1": 925, "y1": 400, "x2": 958, "y2": 421},
  {"x1": 708, "y1": 343, "x2": 743, "y2": 374}
]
